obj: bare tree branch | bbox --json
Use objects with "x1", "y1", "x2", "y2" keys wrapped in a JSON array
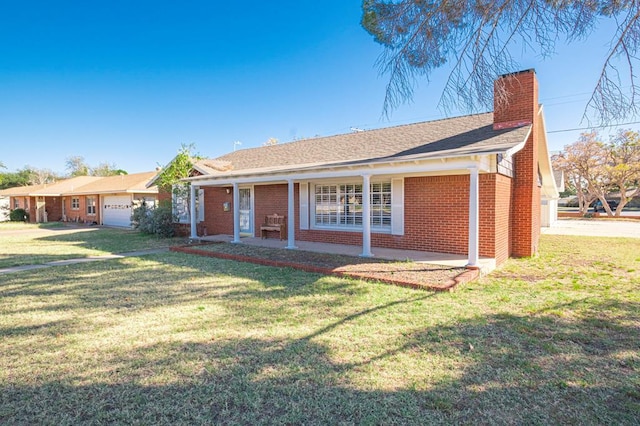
[{"x1": 362, "y1": 0, "x2": 640, "y2": 124}]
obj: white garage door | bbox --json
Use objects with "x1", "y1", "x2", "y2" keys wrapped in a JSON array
[{"x1": 103, "y1": 196, "x2": 132, "y2": 227}]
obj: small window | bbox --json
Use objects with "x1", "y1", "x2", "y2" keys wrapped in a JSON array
[
  {"x1": 13, "y1": 198, "x2": 19, "y2": 209},
  {"x1": 87, "y1": 197, "x2": 96, "y2": 215},
  {"x1": 71, "y1": 197, "x2": 80, "y2": 210}
]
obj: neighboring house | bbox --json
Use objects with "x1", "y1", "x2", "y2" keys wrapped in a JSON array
[
  {"x1": 0, "y1": 172, "x2": 159, "y2": 227},
  {"x1": 541, "y1": 169, "x2": 565, "y2": 227},
  {"x1": 0, "y1": 176, "x2": 102, "y2": 223},
  {"x1": 166, "y1": 69, "x2": 558, "y2": 267},
  {"x1": 60, "y1": 171, "x2": 159, "y2": 227}
]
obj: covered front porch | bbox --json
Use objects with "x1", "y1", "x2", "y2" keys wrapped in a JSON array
[{"x1": 196, "y1": 234, "x2": 496, "y2": 274}]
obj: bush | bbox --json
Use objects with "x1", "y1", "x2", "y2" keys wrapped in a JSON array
[
  {"x1": 131, "y1": 200, "x2": 175, "y2": 238},
  {"x1": 9, "y1": 208, "x2": 29, "y2": 222}
]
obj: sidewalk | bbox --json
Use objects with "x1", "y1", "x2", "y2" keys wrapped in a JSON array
[
  {"x1": 0, "y1": 248, "x2": 168, "y2": 275},
  {"x1": 543, "y1": 218, "x2": 640, "y2": 238}
]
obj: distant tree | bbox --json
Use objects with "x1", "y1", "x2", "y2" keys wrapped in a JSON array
[
  {"x1": 0, "y1": 168, "x2": 31, "y2": 190},
  {"x1": 65, "y1": 156, "x2": 90, "y2": 177},
  {"x1": 604, "y1": 129, "x2": 640, "y2": 214},
  {"x1": 555, "y1": 130, "x2": 640, "y2": 216},
  {"x1": 553, "y1": 139, "x2": 600, "y2": 216},
  {"x1": 263, "y1": 137, "x2": 279, "y2": 146},
  {"x1": 65, "y1": 156, "x2": 126, "y2": 177},
  {"x1": 91, "y1": 162, "x2": 127, "y2": 176},
  {"x1": 362, "y1": 1, "x2": 640, "y2": 123},
  {"x1": 23, "y1": 166, "x2": 59, "y2": 185}
]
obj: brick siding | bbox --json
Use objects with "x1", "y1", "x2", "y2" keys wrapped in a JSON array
[{"x1": 494, "y1": 69, "x2": 541, "y2": 257}]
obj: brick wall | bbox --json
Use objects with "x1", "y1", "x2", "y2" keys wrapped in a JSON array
[
  {"x1": 200, "y1": 187, "x2": 234, "y2": 236},
  {"x1": 244, "y1": 175, "x2": 509, "y2": 260},
  {"x1": 46, "y1": 196, "x2": 63, "y2": 222},
  {"x1": 494, "y1": 69, "x2": 540, "y2": 258},
  {"x1": 254, "y1": 184, "x2": 289, "y2": 238},
  {"x1": 62, "y1": 195, "x2": 99, "y2": 223}
]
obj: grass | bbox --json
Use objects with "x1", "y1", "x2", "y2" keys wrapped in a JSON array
[
  {"x1": 0, "y1": 232, "x2": 639, "y2": 424},
  {"x1": 0, "y1": 222, "x2": 187, "y2": 268}
]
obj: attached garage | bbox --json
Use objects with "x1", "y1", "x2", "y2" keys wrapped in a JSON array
[{"x1": 103, "y1": 195, "x2": 132, "y2": 227}]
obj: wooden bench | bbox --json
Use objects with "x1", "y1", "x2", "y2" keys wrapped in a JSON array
[{"x1": 261, "y1": 214, "x2": 286, "y2": 240}]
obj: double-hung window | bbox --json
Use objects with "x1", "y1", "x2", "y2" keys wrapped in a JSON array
[
  {"x1": 71, "y1": 197, "x2": 80, "y2": 210},
  {"x1": 314, "y1": 181, "x2": 391, "y2": 231},
  {"x1": 86, "y1": 197, "x2": 96, "y2": 215}
]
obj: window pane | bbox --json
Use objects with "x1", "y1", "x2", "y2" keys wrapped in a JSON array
[{"x1": 314, "y1": 181, "x2": 391, "y2": 230}]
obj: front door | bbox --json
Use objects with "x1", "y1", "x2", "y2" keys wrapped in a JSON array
[
  {"x1": 36, "y1": 197, "x2": 46, "y2": 223},
  {"x1": 239, "y1": 187, "x2": 253, "y2": 235}
]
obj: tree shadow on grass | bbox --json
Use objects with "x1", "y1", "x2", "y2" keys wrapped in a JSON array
[
  {"x1": 0, "y1": 250, "x2": 376, "y2": 321},
  {"x1": 2, "y1": 298, "x2": 638, "y2": 424},
  {"x1": 2, "y1": 250, "x2": 639, "y2": 424}
]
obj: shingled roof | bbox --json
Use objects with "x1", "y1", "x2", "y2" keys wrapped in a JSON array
[
  {"x1": 0, "y1": 176, "x2": 102, "y2": 197},
  {"x1": 63, "y1": 171, "x2": 158, "y2": 195},
  {"x1": 0, "y1": 173, "x2": 159, "y2": 197},
  {"x1": 197, "y1": 112, "x2": 531, "y2": 176}
]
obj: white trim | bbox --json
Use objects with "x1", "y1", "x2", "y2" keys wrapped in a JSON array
[
  {"x1": 190, "y1": 184, "x2": 197, "y2": 239},
  {"x1": 299, "y1": 182, "x2": 309, "y2": 230},
  {"x1": 361, "y1": 174, "x2": 372, "y2": 257},
  {"x1": 187, "y1": 159, "x2": 486, "y2": 187},
  {"x1": 232, "y1": 183, "x2": 241, "y2": 243},
  {"x1": 286, "y1": 179, "x2": 297, "y2": 249},
  {"x1": 467, "y1": 168, "x2": 479, "y2": 267},
  {"x1": 391, "y1": 178, "x2": 404, "y2": 235}
]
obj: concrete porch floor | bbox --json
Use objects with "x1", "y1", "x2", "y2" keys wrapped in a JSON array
[{"x1": 197, "y1": 234, "x2": 496, "y2": 274}]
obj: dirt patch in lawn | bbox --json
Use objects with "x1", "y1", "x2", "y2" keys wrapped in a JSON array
[{"x1": 171, "y1": 242, "x2": 476, "y2": 291}]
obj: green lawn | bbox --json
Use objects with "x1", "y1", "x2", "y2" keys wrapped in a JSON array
[
  {"x1": 0, "y1": 223, "x2": 187, "y2": 268},
  {"x1": 0, "y1": 233, "x2": 638, "y2": 424}
]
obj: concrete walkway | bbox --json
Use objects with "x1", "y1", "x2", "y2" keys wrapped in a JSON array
[
  {"x1": 0, "y1": 248, "x2": 168, "y2": 275},
  {"x1": 542, "y1": 218, "x2": 640, "y2": 238}
]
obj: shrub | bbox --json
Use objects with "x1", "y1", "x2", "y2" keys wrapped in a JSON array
[
  {"x1": 131, "y1": 200, "x2": 175, "y2": 238},
  {"x1": 9, "y1": 208, "x2": 29, "y2": 222}
]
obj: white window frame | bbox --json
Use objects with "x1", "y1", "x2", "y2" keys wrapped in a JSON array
[
  {"x1": 86, "y1": 197, "x2": 96, "y2": 215},
  {"x1": 71, "y1": 197, "x2": 80, "y2": 210},
  {"x1": 172, "y1": 183, "x2": 190, "y2": 223},
  {"x1": 13, "y1": 198, "x2": 19, "y2": 209},
  {"x1": 311, "y1": 180, "x2": 392, "y2": 232}
]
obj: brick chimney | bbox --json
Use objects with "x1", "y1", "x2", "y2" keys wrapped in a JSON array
[{"x1": 494, "y1": 69, "x2": 541, "y2": 258}]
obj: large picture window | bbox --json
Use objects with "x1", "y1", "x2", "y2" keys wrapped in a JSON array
[{"x1": 314, "y1": 181, "x2": 391, "y2": 230}]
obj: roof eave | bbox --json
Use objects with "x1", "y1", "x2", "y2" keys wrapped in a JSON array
[{"x1": 185, "y1": 140, "x2": 528, "y2": 185}]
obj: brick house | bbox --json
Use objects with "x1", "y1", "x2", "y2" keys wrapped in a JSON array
[
  {"x1": 0, "y1": 176, "x2": 102, "y2": 223},
  {"x1": 0, "y1": 172, "x2": 159, "y2": 227},
  {"x1": 171, "y1": 69, "x2": 558, "y2": 267}
]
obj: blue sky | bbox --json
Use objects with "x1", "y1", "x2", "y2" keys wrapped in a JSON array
[{"x1": 1, "y1": 1, "x2": 637, "y2": 174}]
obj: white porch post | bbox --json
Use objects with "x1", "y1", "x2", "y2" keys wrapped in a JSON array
[
  {"x1": 360, "y1": 173, "x2": 373, "y2": 257},
  {"x1": 232, "y1": 182, "x2": 241, "y2": 243},
  {"x1": 190, "y1": 184, "x2": 198, "y2": 239},
  {"x1": 286, "y1": 179, "x2": 297, "y2": 249},
  {"x1": 467, "y1": 167, "x2": 479, "y2": 268}
]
